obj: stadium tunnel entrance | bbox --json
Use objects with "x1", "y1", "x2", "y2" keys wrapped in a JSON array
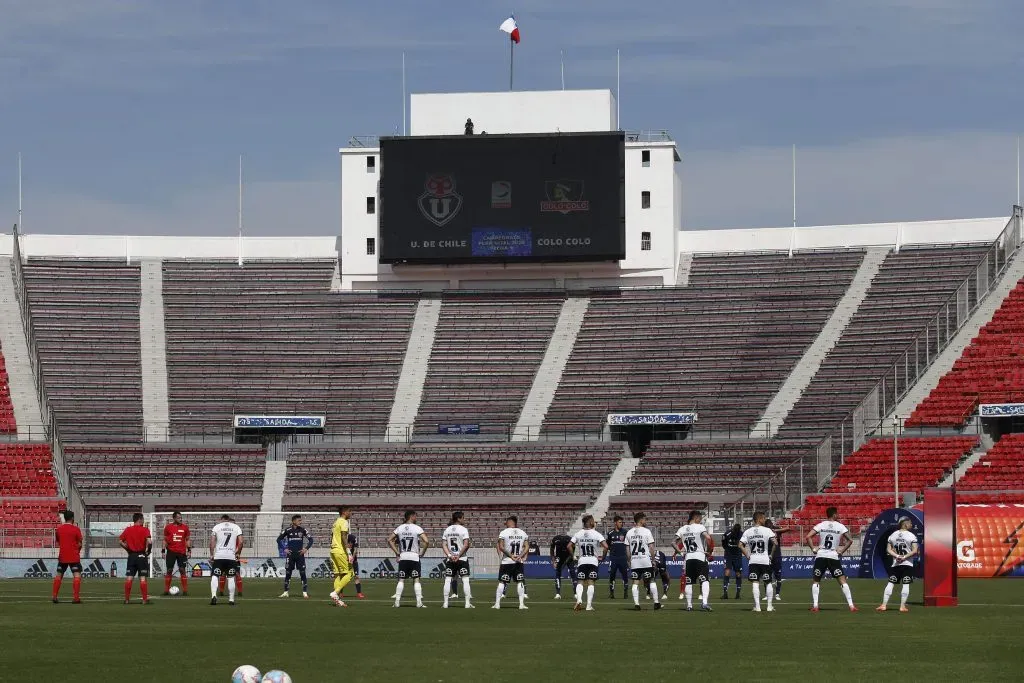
[{"x1": 611, "y1": 423, "x2": 693, "y2": 457}]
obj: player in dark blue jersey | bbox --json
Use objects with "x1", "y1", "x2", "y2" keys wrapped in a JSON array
[
  {"x1": 721, "y1": 523, "x2": 743, "y2": 600},
  {"x1": 550, "y1": 533, "x2": 577, "y2": 599},
  {"x1": 647, "y1": 550, "x2": 670, "y2": 599},
  {"x1": 604, "y1": 515, "x2": 629, "y2": 599},
  {"x1": 346, "y1": 531, "x2": 365, "y2": 599},
  {"x1": 277, "y1": 515, "x2": 313, "y2": 598}
]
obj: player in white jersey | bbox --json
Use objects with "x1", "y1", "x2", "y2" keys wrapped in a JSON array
[
  {"x1": 739, "y1": 512, "x2": 778, "y2": 612},
  {"x1": 625, "y1": 512, "x2": 662, "y2": 611},
  {"x1": 877, "y1": 517, "x2": 919, "y2": 613},
  {"x1": 494, "y1": 516, "x2": 530, "y2": 610},
  {"x1": 441, "y1": 510, "x2": 473, "y2": 609},
  {"x1": 208, "y1": 515, "x2": 244, "y2": 606},
  {"x1": 805, "y1": 506, "x2": 857, "y2": 612},
  {"x1": 675, "y1": 510, "x2": 714, "y2": 612},
  {"x1": 567, "y1": 514, "x2": 609, "y2": 612},
  {"x1": 387, "y1": 510, "x2": 430, "y2": 608}
]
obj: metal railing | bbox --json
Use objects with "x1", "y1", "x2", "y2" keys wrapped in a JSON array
[{"x1": 726, "y1": 207, "x2": 1023, "y2": 516}]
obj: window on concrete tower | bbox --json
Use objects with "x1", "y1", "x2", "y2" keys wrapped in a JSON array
[
  {"x1": 641, "y1": 191, "x2": 651, "y2": 209},
  {"x1": 642, "y1": 150, "x2": 651, "y2": 167},
  {"x1": 366, "y1": 237, "x2": 376, "y2": 256},
  {"x1": 366, "y1": 196, "x2": 376, "y2": 214},
  {"x1": 641, "y1": 231, "x2": 651, "y2": 251}
]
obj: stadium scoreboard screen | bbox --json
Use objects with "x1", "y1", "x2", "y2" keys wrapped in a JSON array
[{"x1": 378, "y1": 132, "x2": 625, "y2": 264}]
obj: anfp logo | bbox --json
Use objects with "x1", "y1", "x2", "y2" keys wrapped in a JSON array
[
  {"x1": 957, "y1": 539, "x2": 976, "y2": 562},
  {"x1": 418, "y1": 174, "x2": 463, "y2": 227}
]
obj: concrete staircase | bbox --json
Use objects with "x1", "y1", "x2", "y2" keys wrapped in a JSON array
[
  {"x1": 255, "y1": 459, "x2": 288, "y2": 555},
  {"x1": 938, "y1": 433, "x2": 993, "y2": 488},
  {"x1": 569, "y1": 446, "x2": 638, "y2": 532},
  {"x1": 0, "y1": 257, "x2": 45, "y2": 437},
  {"x1": 385, "y1": 298, "x2": 442, "y2": 441},
  {"x1": 512, "y1": 297, "x2": 590, "y2": 440},
  {"x1": 884, "y1": 249, "x2": 1024, "y2": 424},
  {"x1": 754, "y1": 247, "x2": 889, "y2": 437},
  {"x1": 677, "y1": 252, "x2": 694, "y2": 287},
  {"x1": 139, "y1": 260, "x2": 170, "y2": 442}
]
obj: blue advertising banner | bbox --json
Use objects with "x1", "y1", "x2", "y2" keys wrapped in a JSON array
[
  {"x1": 437, "y1": 424, "x2": 481, "y2": 435},
  {"x1": 979, "y1": 403, "x2": 1024, "y2": 418},
  {"x1": 471, "y1": 228, "x2": 532, "y2": 257}
]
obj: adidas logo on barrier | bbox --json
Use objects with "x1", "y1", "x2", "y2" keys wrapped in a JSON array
[
  {"x1": 80, "y1": 559, "x2": 107, "y2": 578},
  {"x1": 428, "y1": 561, "x2": 448, "y2": 579},
  {"x1": 23, "y1": 560, "x2": 52, "y2": 578},
  {"x1": 310, "y1": 560, "x2": 333, "y2": 579},
  {"x1": 369, "y1": 559, "x2": 398, "y2": 579}
]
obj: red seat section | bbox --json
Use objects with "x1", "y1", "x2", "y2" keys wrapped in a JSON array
[
  {"x1": 0, "y1": 346, "x2": 16, "y2": 434},
  {"x1": 0, "y1": 443, "x2": 65, "y2": 547},
  {"x1": 954, "y1": 433, "x2": 1024, "y2": 503},
  {"x1": 789, "y1": 436, "x2": 976, "y2": 532},
  {"x1": 907, "y1": 280, "x2": 1024, "y2": 427}
]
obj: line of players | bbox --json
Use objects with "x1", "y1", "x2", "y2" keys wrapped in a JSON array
[{"x1": 51, "y1": 505, "x2": 919, "y2": 613}]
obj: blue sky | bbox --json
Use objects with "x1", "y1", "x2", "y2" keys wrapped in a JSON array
[{"x1": 0, "y1": 0, "x2": 1020, "y2": 235}]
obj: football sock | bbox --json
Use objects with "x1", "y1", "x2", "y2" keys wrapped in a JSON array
[
  {"x1": 235, "y1": 575, "x2": 243, "y2": 594},
  {"x1": 736, "y1": 575, "x2": 743, "y2": 589},
  {"x1": 752, "y1": 582, "x2": 761, "y2": 609},
  {"x1": 684, "y1": 584, "x2": 693, "y2": 608},
  {"x1": 766, "y1": 583, "x2": 774, "y2": 607},
  {"x1": 841, "y1": 582, "x2": 854, "y2": 607},
  {"x1": 300, "y1": 572, "x2": 308, "y2": 592},
  {"x1": 774, "y1": 578, "x2": 781, "y2": 596},
  {"x1": 882, "y1": 582, "x2": 894, "y2": 606},
  {"x1": 164, "y1": 575, "x2": 172, "y2": 593},
  {"x1": 413, "y1": 581, "x2": 424, "y2": 605},
  {"x1": 443, "y1": 577, "x2": 452, "y2": 605},
  {"x1": 900, "y1": 584, "x2": 910, "y2": 608},
  {"x1": 811, "y1": 582, "x2": 820, "y2": 608},
  {"x1": 516, "y1": 582, "x2": 526, "y2": 606},
  {"x1": 394, "y1": 580, "x2": 405, "y2": 603},
  {"x1": 226, "y1": 576, "x2": 235, "y2": 602},
  {"x1": 631, "y1": 583, "x2": 640, "y2": 605},
  {"x1": 180, "y1": 576, "x2": 188, "y2": 593},
  {"x1": 284, "y1": 565, "x2": 293, "y2": 590},
  {"x1": 495, "y1": 583, "x2": 505, "y2": 605},
  {"x1": 700, "y1": 580, "x2": 710, "y2": 606},
  {"x1": 354, "y1": 580, "x2": 362, "y2": 593},
  {"x1": 461, "y1": 577, "x2": 471, "y2": 601},
  {"x1": 555, "y1": 575, "x2": 562, "y2": 595},
  {"x1": 124, "y1": 579, "x2": 132, "y2": 601},
  {"x1": 649, "y1": 581, "x2": 659, "y2": 604},
  {"x1": 210, "y1": 575, "x2": 218, "y2": 598},
  {"x1": 586, "y1": 584, "x2": 595, "y2": 608},
  {"x1": 52, "y1": 576, "x2": 62, "y2": 599},
  {"x1": 723, "y1": 574, "x2": 731, "y2": 590},
  {"x1": 72, "y1": 576, "x2": 81, "y2": 601},
  {"x1": 662, "y1": 580, "x2": 669, "y2": 594},
  {"x1": 679, "y1": 575, "x2": 686, "y2": 594},
  {"x1": 140, "y1": 578, "x2": 149, "y2": 602},
  {"x1": 575, "y1": 583, "x2": 584, "y2": 603}
]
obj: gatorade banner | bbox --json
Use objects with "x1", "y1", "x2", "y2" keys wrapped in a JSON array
[{"x1": 955, "y1": 504, "x2": 1024, "y2": 577}]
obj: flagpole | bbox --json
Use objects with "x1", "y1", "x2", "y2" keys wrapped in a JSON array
[
  {"x1": 237, "y1": 154, "x2": 243, "y2": 267},
  {"x1": 792, "y1": 144, "x2": 797, "y2": 228},
  {"x1": 560, "y1": 50, "x2": 565, "y2": 90},
  {"x1": 510, "y1": 37, "x2": 514, "y2": 91},
  {"x1": 402, "y1": 52, "x2": 407, "y2": 136},
  {"x1": 616, "y1": 49, "x2": 621, "y2": 129},
  {"x1": 17, "y1": 153, "x2": 23, "y2": 231}
]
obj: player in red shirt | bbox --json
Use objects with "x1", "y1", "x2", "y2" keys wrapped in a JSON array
[
  {"x1": 53, "y1": 510, "x2": 84, "y2": 604},
  {"x1": 162, "y1": 511, "x2": 191, "y2": 596},
  {"x1": 119, "y1": 513, "x2": 153, "y2": 604}
]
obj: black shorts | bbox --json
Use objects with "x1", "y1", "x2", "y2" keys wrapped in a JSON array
[
  {"x1": 554, "y1": 555, "x2": 575, "y2": 573},
  {"x1": 126, "y1": 553, "x2": 150, "y2": 578},
  {"x1": 888, "y1": 564, "x2": 915, "y2": 584},
  {"x1": 630, "y1": 566, "x2": 654, "y2": 581},
  {"x1": 57, "y1": 562, "x2": 83, "y2": 575},
  {"x1": 684, "y1": 559, "x2": 709, "y2": 584},
  {"x1": 211, "y1": 559, "x2": 238, "y2": 577},
  {"x1": 444, "y1": 559, "x2": 470, "y2": 577},
  {"x1": 499, "y1": 562, "x2": 525, "y2": 584},
  {"x1": 165, "y1": 551, "x2": 187, "y2": 574},
  {"x1": 812, "y1": 557, "x2": 844, "y2": 581},
  {"x1": 398, "y1": 559, "x2": 421, "y2": 579},
  {"x1": 748, "y1": 563, "x2": 772, "y2": 582},
  {"x1": 285, "y1": 554, "x2": 307, "y2": 571},
  {"x1": 576, "y1": 563, "x2": 599, "y2": 581},
  {"x1": 724, "y1": 553, "x2": 743, "y2": 573}
]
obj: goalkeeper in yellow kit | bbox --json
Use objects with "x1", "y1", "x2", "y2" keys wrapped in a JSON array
[{"x1": 329, "y1": 505, "x2": 355, "y2": 607}]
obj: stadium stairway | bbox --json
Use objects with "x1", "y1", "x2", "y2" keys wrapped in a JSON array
[
  {"x1": 139, "y1": 260, "x2": 170, "y2": 442},
  {"x1": 937, "y1": 438, "x2": 990, "y2": 488},
  {"x1": 513, "y1": 297, "x2": 590, "y2": 440},
  {"x1": 0, "y1": 257, "x2": 45, "y2": 437},
  {"x1": 752, "y1": 247, "x2": 889, "y2": 437},
  {"x1": 888, "y1": 249, "x2": 1024, "y2": 426},
  {"x1": 568, "y1": 445, "x2": 638, "y2": 531},
  {"x1": 676, "y1": 252, "x2": 694, "y2": 287},
  {"x1": 255, "y1": 459, "x2": 287, "y2": 556},
  {"x1": 386, "y1": 298, "x2": 442, "y2": 441}
]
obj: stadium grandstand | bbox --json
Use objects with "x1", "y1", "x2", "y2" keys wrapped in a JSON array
[{"x1": 1, "y1": 87, "x2": 1023, "y2": 571}]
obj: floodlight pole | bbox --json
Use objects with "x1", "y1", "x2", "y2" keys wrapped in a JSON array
[{"x1": 893, "y1": 415, "x2": 901, "y2": 509}]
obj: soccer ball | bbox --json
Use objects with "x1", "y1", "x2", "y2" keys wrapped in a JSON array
[
  {"x1": 169, "y1": 586, "x2": 180, "y2": 596},
  {"x1": 231, "y1": 665, "x2": 262, "y2": 683},
  {"x1": 262, "y1": 671, "x2": 292, "y2": 683}
]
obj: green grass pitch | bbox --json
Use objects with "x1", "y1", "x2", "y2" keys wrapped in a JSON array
[{"x1": 1, "y1": 578, "x2": 1019, "y2": 681}]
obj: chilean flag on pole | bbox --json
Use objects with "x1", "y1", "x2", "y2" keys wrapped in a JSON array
[{"x1": 500, "y1": 16, "x2": 521, "y2": 43}]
